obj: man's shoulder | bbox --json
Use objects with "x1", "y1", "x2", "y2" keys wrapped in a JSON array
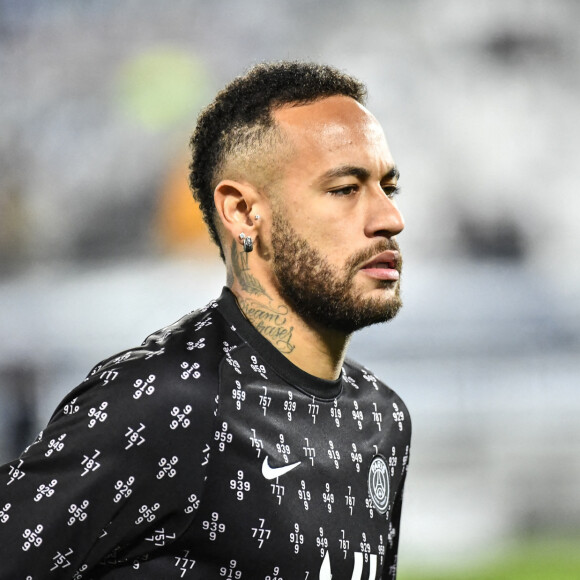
[
  {"x1": 52, "y1": 297, "x2": 239, "y2": 418},
  {"x1": 343, "y1": 358, "x2": 407, "y2": 402},
  {"x1": 342, "y1": 357, "x2": 387, "y2": 388},
  {"x1": 89, "y1": 299, "x2": 224, "y2": 374},
  {"x1": 343, "y1": 357, "x2": 412, "y2": 437}
]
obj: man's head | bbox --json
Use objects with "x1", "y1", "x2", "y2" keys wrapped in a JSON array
[
  {"x1": 189, "y1": 61, "x2": 367, "y2": 260},
  {"x1": 190, "y1": 62, "x2": 404, "y2": 334}
]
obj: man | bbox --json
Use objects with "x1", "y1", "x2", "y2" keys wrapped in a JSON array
[{"x1": 0, "y1": 61, "x2": 410, "y2": 579}]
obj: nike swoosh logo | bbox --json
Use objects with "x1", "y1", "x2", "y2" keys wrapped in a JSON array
[{"x1": 261, "y1": 456, "x2": 301, "y2": 480}]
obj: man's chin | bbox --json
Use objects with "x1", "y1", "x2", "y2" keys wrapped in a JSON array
[
  {"x1": 356, "y1": 278, "x2": 400, "y2": 302},
  {"x1": 363, "y1": 286, "x2": 403, "y2": 319},
  {"x1": 331, "y1": 291, "x2": 402, "y2": 333}
]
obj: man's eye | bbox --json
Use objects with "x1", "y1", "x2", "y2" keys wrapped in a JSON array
[
  {"x1": 329, "y1": 185, "x2": 358, "y2": 196},
  {"x1": 382, "y1": 185, "x2": 401, "y2": 198}
]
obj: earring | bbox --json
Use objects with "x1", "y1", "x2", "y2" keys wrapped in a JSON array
[
  {"x1": 243, "y1": 235, "x2": 254, "y2": 253},
  {"x1": 254, "y1": 214, "x2": 260, "y2": 220},
  {"x1": 239, "y1": 233, "x2": 246, "y2": 240}
]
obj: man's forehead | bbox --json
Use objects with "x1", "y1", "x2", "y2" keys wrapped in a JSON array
[
  {"x1": 273, "y1": 95, "x2": 376, "y2": 132},
  {"x1": 271, "y1": 95, "x2": 391, "y2": 168}
]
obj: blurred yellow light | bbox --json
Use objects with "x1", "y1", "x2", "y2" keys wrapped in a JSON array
[{"x1": 117, "y1": 48, "x2": 208, "y2": 130}]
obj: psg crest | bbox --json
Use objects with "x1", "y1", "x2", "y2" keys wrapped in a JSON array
[{"x1": 368, "y1": 455, "x2": 390, "y2": 514}]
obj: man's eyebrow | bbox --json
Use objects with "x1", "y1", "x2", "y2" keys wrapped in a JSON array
[
  {"x1": 319, "y1": 165, "x2": 371, "y2": 182},
  {"x1": 318, "y1": 164, "x2": 400, "y2": 183},
  {"x1": 383, "y1": 166, "x2": 400, "y2": 181}
]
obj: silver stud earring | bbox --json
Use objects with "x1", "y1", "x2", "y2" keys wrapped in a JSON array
[
  {"x1": 239, "y1": 233, "x2": 246, "y2": 240},
  {"x1": 243, "y1": 235, "x2": 253, "y2": 253},
  {"x1": 254, "y1": 214, "x2": 260, "y2": 220}
]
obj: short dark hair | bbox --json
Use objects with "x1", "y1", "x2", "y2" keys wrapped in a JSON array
[{"x1": 188, "y1": 61, "x2": 367, "y2": 259}]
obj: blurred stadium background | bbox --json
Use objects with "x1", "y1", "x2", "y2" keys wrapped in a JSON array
[{"x1": 1, "y1": 1, "x2": 579, "y2": 577}]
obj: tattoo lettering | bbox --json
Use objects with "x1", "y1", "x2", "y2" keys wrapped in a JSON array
[
  {"x1": 238, "y1": 297, "x2": 295, "y2": 354},
  {"x1": 230, "y1": 241, "x2": 270, "y2": 298}
]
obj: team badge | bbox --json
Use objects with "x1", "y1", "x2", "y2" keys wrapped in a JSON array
[{"x1": 368, "y1": 455, "x2": 390, "y2": 513}]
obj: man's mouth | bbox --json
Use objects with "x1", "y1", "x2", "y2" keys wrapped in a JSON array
[
  {"x1": 362, "y1": 250, "x2": 399, "y2": 270},
  {"x1": 360, "y1": 250, "x2": 400, "y2": 280}
]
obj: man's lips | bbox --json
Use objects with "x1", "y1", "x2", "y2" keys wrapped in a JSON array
[
  {"x1": 361, "y1": 250, "x2": 400, "y2": 270},
  {"x1": 360, "y1": 250, "x2": 400, "y2": 280}
]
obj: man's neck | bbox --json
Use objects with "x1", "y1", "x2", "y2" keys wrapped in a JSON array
[
  {"x1": 227, "y1": 239, "x2": 350, "y2": 381},
  {"x1": 230, "y1": 283, "x2": 350, "y2": 382}
]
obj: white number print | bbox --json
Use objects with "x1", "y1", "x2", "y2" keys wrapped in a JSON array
[
  {"x1": 229, "y1": 470, "x2": 250, "y2": 501},
  {"x1": 319, "y1": 550, "x2": 378, "y2": 580},
  {"x1": 202, "y1": 512, "x2": 225, "y2": 541},
  {"x1": 170, "y1": 406, "x2": 192, "y2": 429}
]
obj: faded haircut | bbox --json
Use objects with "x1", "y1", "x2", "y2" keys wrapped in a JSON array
[{"x1": 189, "y1": 61, "x2": 367, "y2": 260}]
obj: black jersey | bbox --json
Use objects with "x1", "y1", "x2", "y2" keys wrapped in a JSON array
[{"x1": 0, "y1": 288, "x2": 411, "y2": 579}]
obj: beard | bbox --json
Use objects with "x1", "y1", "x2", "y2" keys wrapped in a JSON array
[{"x1": 270, "y1": 211, "x2": 403, "y2": 334}]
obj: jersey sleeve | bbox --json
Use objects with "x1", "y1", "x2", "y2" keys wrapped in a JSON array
[
  {"x1": 382, "y1": 469, "x2": 409, "y2": 580},
  {"x1": 0, "y1": 347, "x2": 216, "y2": 579}
]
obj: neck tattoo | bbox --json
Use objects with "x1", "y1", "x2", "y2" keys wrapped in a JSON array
[{"x1": 230, "y1": 241, "x2": 295, "y2": 354}]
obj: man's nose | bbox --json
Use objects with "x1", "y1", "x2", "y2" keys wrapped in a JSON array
[{"x1": 365, "y1": 188, "x2": 405, "y2": 238}]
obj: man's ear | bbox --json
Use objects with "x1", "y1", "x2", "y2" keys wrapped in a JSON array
[{"x1": 214, "y1": 180, "x2": 259, "y2": 241}]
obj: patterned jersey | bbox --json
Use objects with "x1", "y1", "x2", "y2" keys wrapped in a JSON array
[{"x1": 0, "y1": 288, "x2": 411, "y2": 579}]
